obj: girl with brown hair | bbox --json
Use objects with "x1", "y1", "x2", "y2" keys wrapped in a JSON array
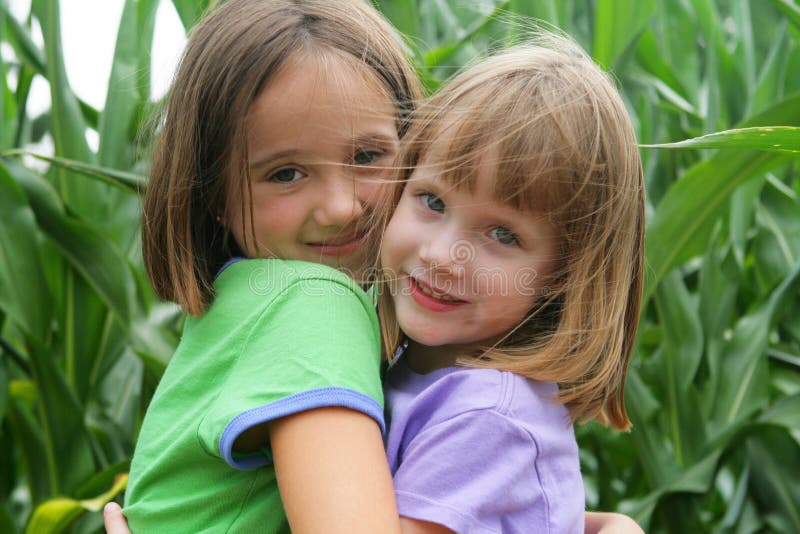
[{"x1": 122, "y1": 0, "x2": 420, "y2": 531}]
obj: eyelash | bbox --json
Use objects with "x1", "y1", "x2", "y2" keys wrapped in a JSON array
[
  {"x1": 267, "y1": 167, "x2": 305, "y2": 184},
  {"x1": 419, "y1": 191, "x2": 445, "y2": 212},
  {"x1": 489, "y1": 226, "x2": 520, "y2": 246},
  {"x1": 353, "y1": 148, "x2": 385, "y2": 166},
  {"x1": 418, "y1": 191, "x2": 521, "y2": 247}
]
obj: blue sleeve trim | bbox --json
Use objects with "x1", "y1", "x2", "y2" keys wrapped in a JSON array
[
  {"x1": 215, "y1": 257, "x2": 246, "y2": 279},
  {"x1": 219, "y1": 387, "x2": 385, "y2": 470}
]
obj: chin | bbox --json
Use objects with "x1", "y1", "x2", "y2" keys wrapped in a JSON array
[{"x1": 399, "y1": 322, "x2": 455, "y2": 348}]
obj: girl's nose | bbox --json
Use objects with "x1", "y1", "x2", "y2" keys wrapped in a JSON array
[
  {"x1": 418, "y1": 230, "x2": 466, "y2": 276},
  {"x1": 314, "y1": 173, "x2": 365, "y2": 228}
]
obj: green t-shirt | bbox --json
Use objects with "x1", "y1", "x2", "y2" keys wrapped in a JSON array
[{"x1": 124, "y1": 259, "x2": 384, "y2": 533}]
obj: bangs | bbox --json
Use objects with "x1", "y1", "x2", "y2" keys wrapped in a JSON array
[{"x1": 406, "y1": 66, "x2": 607, "y2": 221}]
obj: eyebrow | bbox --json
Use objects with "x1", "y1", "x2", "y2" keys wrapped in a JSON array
[
  {"x1": 248, "y1": 133, "x2": 398, "y2": 172},
  {"x1": 248, "y1": 149, "x2": 303, "y2": 172},
  {"x1": 351, "y1": 133, "x2": 399, "y2": 147}
]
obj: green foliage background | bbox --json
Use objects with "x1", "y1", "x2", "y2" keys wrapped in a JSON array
[{"x1": 1, "y1": 0, "x2": 798, "y2": 532}]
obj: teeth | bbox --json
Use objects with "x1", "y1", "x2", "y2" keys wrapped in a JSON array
[{"x1": 416, "y1": 280, "x2": 460, "y2": 302}]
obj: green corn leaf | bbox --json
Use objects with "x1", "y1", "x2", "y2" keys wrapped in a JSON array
[
  {"x1": 4, "y1": 160, "x2": 137, "y2": 326},
  {"x1": 507, "y1": 0, "x2": 560, "y2": 26},
  {"x1": 0, "y1": 5, "x2": 47, "y2": 74},
  {"x1": 633, "y1": 72, "x2": 699, "y2": 117},
  {"x1": 1, "y1": 150, "x2": 145, "y2": 193},
  {"x1": 644, "y1": 151, "x2": 787, "y2": 304},
  {"x1": 757, "y1": 176, "x2": 800, "y2": 268},
  {"x1": 375, "y1": 0, "x2": 420, "y2": 42},
  {"x1": 98, "y1": 0, "x2": 159, "y2": 170},
  {"x1": 618, "y1": 448, "x2": 723, "y2": 527},
  {"x1": 717, "y1": 464, "x2": 756, "y2": 533},
  {"x1": 657, "y1": 0, "x2": 701, "y2": 100},
  {"x1": 697, "y1": 234, "x2": 738, "y2": 417},
  {"x1": 422, "y1": 1, "x2": 510, "y2": 68},
  {"x1": 747, "y1": 429, "x2": 800, "y2": 532},
  {"x1": 593, "y1": 0, "x2": 657, "y2": 70},
  {"x1": 771, "y1": 0, "x2": 800, "y2": 31},
  {"x1": 0, "y1": 353, "x2": 7, "y2": 426},
  {"x1": 729, "y1": 176, "x2": 765, "y2": 268},
  {"x1": 634, "y1": 30, "x2": 688, "y2": 99},
  {"x1": 751, "y1": 23, "x2": 789, "y2": 118},
  {"x1": 641, "y1": 126, "x2": 800, "y2": 154},
  {"x1": 0, "y1": 8, "x2": 15, "y2": 151},
  {"x1": 759, "y1": 394, "x2": 800, "y2": 431},
  {"x1": 653, "y1": 271, "x2": 704, "y2": 465},
  {"x1": 625, "y1": 368, "x2": 673, "y2": 487},
  {"x1": 6, "y1": 394, "x2": 51, "y2": 504},
  {"x1": 170, "y1": 0, "x2": 211, "y2": 31},
  {"x1": 25, "y1": 474, "x2": 128, "y2": 534},
  {"x1": 643, "y1": 95, "x2": 800, "y2": 304},
  {"x1": 732, "y1": 0, "x2": 756, "y2": 96},
  {"x1": 710, "y1": 260, "x2": 800, "y2": 434},
  {"x1": 31, "y1": 0, "x2": 92, "y2": 167},
  {"x1": 0, "y1": 164, "x2": 51, "y2": 341},
  {"x1": 27, "y1": 340, "x2": 96, "y2": 496}
]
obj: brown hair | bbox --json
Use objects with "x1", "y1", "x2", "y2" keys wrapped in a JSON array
[
  {"x1": 143, "y1": 0, "x2": 421, "y2": 316},
  {"x1": 378, "y1": 34, "x2": 644, "y2": 430}
]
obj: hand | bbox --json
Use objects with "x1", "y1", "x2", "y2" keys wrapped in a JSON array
[
  {"x1": 104, "y1": 502, "x2": 132, "y2": 534},
  {"x1": 585, "y1": 511, "x2": 644, "y2": 534}
]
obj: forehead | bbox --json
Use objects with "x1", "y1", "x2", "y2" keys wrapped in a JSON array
[
  {"x1": 411, "y1": 108, "x2": 562, "y2": 216},
  {"x1": 245, "y1": 51, "x2": 398, "y2": 156},
  {"x1": 256, "y1": 51, "x2": 393, "y2": 117}
]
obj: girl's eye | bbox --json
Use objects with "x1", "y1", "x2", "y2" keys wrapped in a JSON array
[
  {"x1": 353, "y1": 149, "x2": 384, "y2": 166},
  {"x1": 420, "y1": 192, "x2": 445, "y2": 213},
  {"x1": 268, "y1": 167, "x2": 304, "y2": 184},
  {"x1": 490, "y1": 226, "x2": 519, "y2": 246}
]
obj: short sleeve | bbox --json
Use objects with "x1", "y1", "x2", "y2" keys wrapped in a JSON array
[
  {"x1": 198, "y1": 275, "x2": 384, "y2": 470},
  {"x1": 394, "y1": 410, "x2": 578, "y2": 534}
]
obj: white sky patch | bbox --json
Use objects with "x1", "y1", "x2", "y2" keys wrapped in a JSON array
[{"x1": 7, "y1": 0, "x2": 185, "y2": 116}]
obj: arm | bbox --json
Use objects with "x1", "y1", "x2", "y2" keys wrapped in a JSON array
[
  {"x1": 400, "y1": 517, "x2": 454, "y2": 533},
  {"x1": 269, "y1": 407, "x2": 401, "y2": 534},
  {"x1": 395, "y1": 511, "x2": 645, "y2": 534},
  {"x1": 585, "y1": 512, "x2": 644, "y2": 534},
  {"x1": 103, "y1": 409, "x2": 399, "y2": 534}
]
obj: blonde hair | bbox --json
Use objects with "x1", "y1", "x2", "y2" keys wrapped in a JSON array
[
  {"x1": 379, "y1": 34, "x2": 644, "y2": 430},
  {"x1": 142, "y1": 0, "x2": 422, "y2": 316}
]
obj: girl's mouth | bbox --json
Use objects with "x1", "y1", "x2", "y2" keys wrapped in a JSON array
[
  {"x1": 307, "y1": 232, "x2": 366, "y2": 256},
  {"x1": 407, "y1": 277, "x2": 467, "y2": 312}
]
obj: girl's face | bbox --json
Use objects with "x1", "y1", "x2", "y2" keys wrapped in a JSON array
[
  {"x1": 381, "y1": 150, "x2": 558, "y2": 355},
  {"x1": 227, "y1": 55, "x2": 398, "y2": 279}
]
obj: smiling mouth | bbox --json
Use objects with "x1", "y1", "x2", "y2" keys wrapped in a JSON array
[
  {"x1": 413, "y1": 278, "x2": 463, "y2": 302},
  {"x1": 307, "y1": 232, "x2": 366, "y2": 256},
  {"x1": 407, "y1": 276, "x2": 467, "y2": 312}
]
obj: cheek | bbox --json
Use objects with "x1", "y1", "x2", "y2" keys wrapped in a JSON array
[
  {"x1": 380, "y1": 209, "x2": 414, "y2": 265},
  {"x1": 357, "y1": 180, "x2": 387, "y2": 212}
]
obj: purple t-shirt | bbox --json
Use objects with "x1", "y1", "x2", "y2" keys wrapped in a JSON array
[{"x1": 384, "y1": 358, "x2": 584, "y2": 534}]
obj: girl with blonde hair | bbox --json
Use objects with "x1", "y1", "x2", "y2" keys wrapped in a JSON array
[{"x1": 378, "y1": 34, "x2": 644, "y2": 532}]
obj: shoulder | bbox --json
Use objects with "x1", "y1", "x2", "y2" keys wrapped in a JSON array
[
  {"x1": 216, "y1": 258, "x2": 365, "y2": 296},
  {"x1": 401, "y1": 366, "x2": 567, "y2": 423},
  {"x1": 389, "y1": 366, "x2": 577, "y2": 461},
  {"x1": 389, "y1": 369, "x2": 584, "y2": 534},
  {"x1": 210, "y1": 259, "x2": 374, "y2": 316},
  {"x1": 387, "y1": 365, "x2": 576, "y2": 449}
]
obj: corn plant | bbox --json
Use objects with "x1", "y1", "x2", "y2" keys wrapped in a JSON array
[
  {"x1": 1, "y1": 0, "x2": 798, "y2": 532},
  {"x1": 0, "y1": 1, "x2": 203, "y2": 531}
]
